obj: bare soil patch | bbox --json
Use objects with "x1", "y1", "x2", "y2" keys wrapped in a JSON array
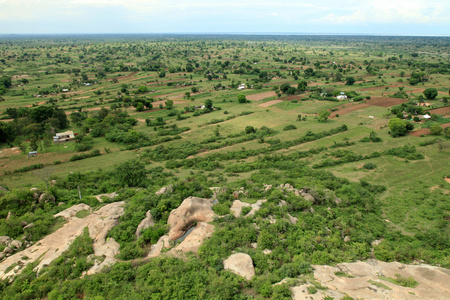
[
  {"x1": 330, "y1": 103, "x2": 371, "y2": 118},
  {"x1": 258, "y1": 100, "x2": 284, "y2": 107},
  {"x1": 369, "y1": 97, "x2": 408, "y2": 107},
  {"x1": 427, "y1": 106, "x2": 450, "y2": 116},
  {"x1": 409, "y1": 122, "x2": 450, "y2": 137},
  {"x1": 246, "y1": 91, "x2": 277, "y2": 101}
]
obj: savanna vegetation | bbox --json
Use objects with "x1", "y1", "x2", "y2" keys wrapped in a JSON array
[{"x1": 0, "y1": 34, "x2": 449, "y2": 299}]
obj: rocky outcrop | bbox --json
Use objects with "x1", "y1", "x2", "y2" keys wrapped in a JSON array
[
  {"x1": 155, "y1": 185, "x2": 173, "y2": 196},
  {"x1": 171, "y1": 222, "x2": 214, "y2": 254},
  {"x1": 291, "y1": 259, "x2": 450, "y2": 300},
  {"x1": 94, "y1": 192, "x2": 118, "y2": 203},
  {"x1": 167, "y1": 197, "x2": 215, "y2": 240},
  {"x1": 0, "y1": 236, "x2": 11, "y2": 246},
  {"x1": 54, "y1": 203, "x2": 91, "y2": 221},
  {"x1": 223, "y1": 253, "x2": 255, "y2": 280},
  {"x1": 147, "y1": 235, "x2": 171, "y2": 258},
  {"x1": 230, "y1": 200, "x2": 251, "y2": 217},
  {"x1": 0, "y1": 201, "x2": 125, "y2": 279},
  {"x1": 230, "y1": 199, "x2": 267, "y2": 218},
  {"x1": 135, "y1": 210, "x2": 155, "y2": 237}
]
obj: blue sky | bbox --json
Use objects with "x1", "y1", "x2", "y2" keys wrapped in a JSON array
[{"x1": 0, "y1": 0, "x2": 449, "y2": 35}]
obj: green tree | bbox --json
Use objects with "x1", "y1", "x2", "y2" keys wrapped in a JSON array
[
  {"x1": 318, "y1": 110, "x2": 331, "y2": 122},
  {"x1": 423, "y1": 88, "x2": 438, "y2": 100},
  {"x1": 238, "y1": 94, "x2": 247, "y2": 103},
  {"x1": 444, "y1": 127, "x2": 450, "y2": 138},
  {"x1": 345, "y1": 76, "x2": 356, "y2": 85},
  {"x1": 0, "y1": 121, "x2": 16, "y2": 144},
  {"x1": 115, "y1": 159, "x2": 147, "y2": 187},
  {"x1": 297, "y1": 80, "x2": 308, "y2": 92},
  {"x1": 430, "y1": 124, "x2": 443, "y2": 135},
  {"x1": 205, "y1": 99, "x2": 213, "y2": 110},
  {"x1": 165, "y1": 100, "x2": 174, "y2": 110},
  {"x1": 158, "y1": 71, "x2": 166, "y2": 78},
  {"x1": 138, "y1": 85, "x2": 148, "y2": 94},
  {"x1": 388, "y1": 118, "x2": 407, "y2": 137}
]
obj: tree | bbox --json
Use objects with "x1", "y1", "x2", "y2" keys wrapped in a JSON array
[
  {"x1": 0, "y1": 121, "x2": 16, "y2": 144},
  {"x1": 423, "y1": 88, "x2": 438, "y2": 100},
  {"x1": 138, "y1": 85, "x2": 148, "y2": 94},
  {"x1": 297, "y1": 80, "x2": 308, "y2": 92},
  {"x1": 318, "y1": 110, "x2": 331, "y2": 122},
  {"x1": 165, "y1": 100, "x2": 174, "y2": 110},
  {"x1": 445, "y1": 127, "x2": 450, "y2": 138},
  {"x1": 115, "y1": 159, "x2": 147, "y2": 187},
  {"x1": 238, "y1": 94, "x2": 247, "y2": 103},
  {"x1": 280, "y1": 83, "x2": 291, "y2": 94},
  {"x1": 34, "y1": 166, "x2": 55, "y2": 190},
  {"x1": 388, "y1": 118, "x2": 407, "y2": 137},
  {"x1": 345, "y1": 76, "x2": 356, "y2": 85},
  {"x1": 158, "y1": 71, "x2": 166, "y2": 78},
  {"x1": 430, "y1": 124, "x2": 443, "y2": 135},
  {"x1": 204, "y1": 99, "x2": 213, "y2": 110}
]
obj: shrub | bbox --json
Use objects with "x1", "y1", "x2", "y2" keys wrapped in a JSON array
[
  {"x1": 430, "y1": 124, "x2": 443, "y2": 135},
  {"x1": 283, "y1": 124, "x2": 297, "y2": 131},
  {"x1": 363, "y1": 163, "x2": 377, "y2": 170}
]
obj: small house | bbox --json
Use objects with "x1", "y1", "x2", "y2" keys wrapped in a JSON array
[
  {"x1": 237, "y1": 83, "x2": 246, "y2": 90},
  {"x1": 337, "y1": 95, "x2": 347, "y2": 100},
  {"x1": 28, "y1": 151, "x2": 37, "y2": 157},
  {"x1": 53, "y1": 131, "x2": 75, "y2": 143},
  {"x1": 422, "y1": 114, "x2": 431, "y2": 120}
]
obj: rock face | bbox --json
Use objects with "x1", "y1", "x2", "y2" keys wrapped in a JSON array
[
  {"x1": 135, "y1": 210, "x2": 155, "y2": 237},
  {"x1": 167, "y1": 197, "x2": 215, "y2": 240},
  {"x1": 0, "y1": 201, "x2": 125, "y2": 279},
  {"x1": 223, "y1": 253, "x2": 255, "y2": 280},
  {"x1": 291, "y1": 259, "x2": 450, "y2": 300}
]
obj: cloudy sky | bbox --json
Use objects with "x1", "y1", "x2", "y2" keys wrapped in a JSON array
[{"x1": 0, "y1": 0, "x2": 448, "y2": 35}]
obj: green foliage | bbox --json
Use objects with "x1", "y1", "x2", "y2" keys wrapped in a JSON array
[
  {"x1": 423, "y1": 88, "x2": 438, "y2": 100},
  {"x1": 283, "y1": 124, "x2": 297, "y2": 131},
  {"x1": 318, "y1": 110, "x2": 331, "y2": 122},
  {"x1": 363, "y1": 163, "x2": 377, "y2": 170},
  {"x1": 238, "y1": 93, "x2": 248, "y2": 103},
  {"x1": 388, "y1": 118, "x2": 407, "y2": 137},
  {"x1": 430, "y1": 124, "x2": 443, "y2": 135},
  {"x1": 114, "y1": 159, "x2": 147, "y2": 187}
]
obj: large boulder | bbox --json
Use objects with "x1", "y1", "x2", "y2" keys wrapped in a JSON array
[
  {"x1": 135, "y1": 210, "x2": 155, "y2": 237},
  {"x1": 223, "y1": 253, "x2": 255, "y2": 280},
  {"x1": 167, "y1": 197, "x2": 215, "y2": 240}
]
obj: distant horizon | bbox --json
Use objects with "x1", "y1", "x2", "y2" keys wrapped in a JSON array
[
  {"x1": 1, "y1": 0, "x2": 448, "y2": 36},
  {"x1": 0, "y1": 32, "x2": 449, "y2": 38}
]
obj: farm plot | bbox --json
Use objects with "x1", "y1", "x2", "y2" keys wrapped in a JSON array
[{"x1": 246, "y1": 91, "x2": 277, "y2": 101}]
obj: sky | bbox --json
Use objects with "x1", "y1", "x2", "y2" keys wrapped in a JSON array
[{"x1": 0, "y1": 0, "x2": 449, "y2": 36}]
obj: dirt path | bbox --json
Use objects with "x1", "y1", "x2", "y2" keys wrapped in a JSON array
[{"x1": 258, "y1": 100, "x2": 284, "y2": 107}]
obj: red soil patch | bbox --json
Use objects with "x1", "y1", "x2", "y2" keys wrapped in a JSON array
[
  {"x1": 445, "y1": 178, "x2": 450, "y2": 184},
  {"x1": 246, "y1": 91, "x2": 277, "y2": 101},
  {"x1": 26, "y1": 101, "x2": 46, "y2": 108},
  {"x1": 258, "y1": 100, "x2": 284, "y2": 107},
  {"x1": 330, "y1": 103, "x2": 371, "y2": 118},
  {"x1": 409, "y1": 122, "x2": 450, "y2": 137},
  {"x1": 368, "y1": 97, "x2": 408, "y2": 107},
  {"x1": 427, "y1": 106, "x2": 450, "y2": 116}
]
